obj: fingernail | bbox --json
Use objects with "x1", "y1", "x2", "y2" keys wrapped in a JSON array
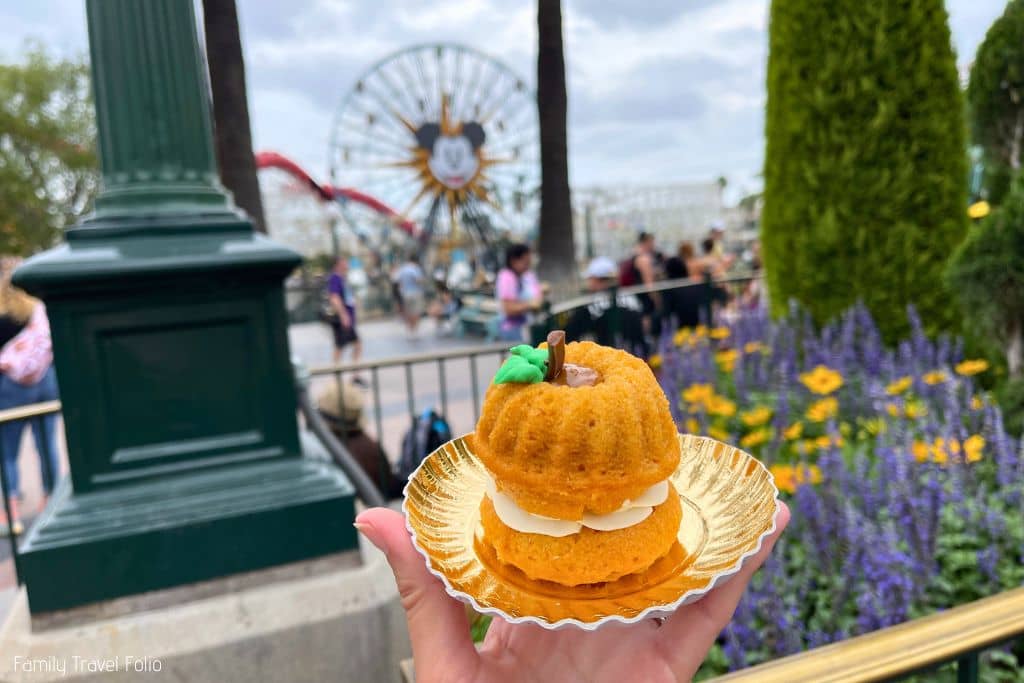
[{"x1": 354, "y1": 520, "x2": 387, "y2": 554}]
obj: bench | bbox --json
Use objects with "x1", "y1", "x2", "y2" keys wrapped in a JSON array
[{"x1": 457, "y1": 295, "x2": 500, "y2": 340}]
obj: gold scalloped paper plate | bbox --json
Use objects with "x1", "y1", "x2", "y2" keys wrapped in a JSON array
[{"x1": 403, "y1": 433, "x2": 780, "y2": 630}]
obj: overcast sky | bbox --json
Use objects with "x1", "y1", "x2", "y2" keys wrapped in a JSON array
[{"x1": 1, "y1": 0, "x2": 1007, "y2": 202}]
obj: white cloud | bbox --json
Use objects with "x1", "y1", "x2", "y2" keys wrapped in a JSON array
[{"x1": 1, "y1": 0, "x2": 1009, "y2": 202}]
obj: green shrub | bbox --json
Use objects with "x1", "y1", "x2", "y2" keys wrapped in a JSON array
[
  {"x1": 968, "y1": 0, "x2": 1024, "y2": 191},
  {"x1": 946, "y1": 174, "x2": 1024, "y2": 383},
  {"x1": 762, "y1": 0, "x2": 968, "y2": 343}
]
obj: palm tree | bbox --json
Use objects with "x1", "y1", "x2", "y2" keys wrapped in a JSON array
[
  {"x1": 202, "y1": 0, "x2": 267, "y2": 233},
  {"x1": 536, "y1": 0, "x2": 576, "y2": 296}
]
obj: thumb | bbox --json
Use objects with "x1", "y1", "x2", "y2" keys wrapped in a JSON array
[{"x1": 356, "y1": 507, "x2": 479, "y2": 680}]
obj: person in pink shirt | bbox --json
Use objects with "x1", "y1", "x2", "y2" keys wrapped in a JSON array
[{"x1": 495, "y1": 243, "x2": 543, "y2": 342}]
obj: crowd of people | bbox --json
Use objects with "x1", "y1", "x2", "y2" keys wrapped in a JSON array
[{"x1": 320, "y1": 224, "x2": 762, "y2": 370}]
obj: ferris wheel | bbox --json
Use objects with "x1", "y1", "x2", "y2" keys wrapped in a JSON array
[{"x1": 328, "y1": 43, "x2": 540, "y2": 249}]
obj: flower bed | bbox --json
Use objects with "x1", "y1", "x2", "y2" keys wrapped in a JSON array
[{"x1": 653, "y1": 305, "x2": 1024, "y2": 680}]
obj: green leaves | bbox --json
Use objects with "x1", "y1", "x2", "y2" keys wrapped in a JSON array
[
  {"x1": 946, "y1": 173, "x2": 1024, "y2": 373},
  {"x1": 763, "y1": 0, "x2": 967, "y2": 343},
  {"x1": 0, "y1": 44, "x2": 98, "y2": 255},
  {"x1": 493, "y1": 344, "x2": 549, "y2": 384},
  {"x1": 968, "y1": 0, "x2": 1024, "y2": 172}
]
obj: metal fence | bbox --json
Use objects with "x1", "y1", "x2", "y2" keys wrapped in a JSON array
[
  {"x1": 2, "y1": 278, "x2": 1024, "y2": 682},
  {"x1": 0, "y1": 399, "x2": 62, "y2": 588}
]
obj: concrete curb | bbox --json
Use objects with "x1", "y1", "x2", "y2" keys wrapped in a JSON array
[{"x1": 0, "y1": 531, "x2": 409, "y2": 682}]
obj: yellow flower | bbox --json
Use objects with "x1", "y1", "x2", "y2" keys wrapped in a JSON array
[
  {"x1": 904, "y1": 401, "x2": 927, "y2": 419},
  {"x1": 863, "y1": 417, "x2": 887, "y2": 435},
  {"x1": 783, "y1": 422, "x2": 803, "y2": 440},
  {"x1": 815, "y1": 435, "x2": 831, "y2": 450},
  {"x1": 682, "y1": 383, "x2": 715, "y2": 406},
  {"x1": 770, "y1": 464, "x2": 796, "y2": 494},
  {"x1": 795, "y1": 464, "x2": 823, "y2": 486},
  {"x1": 922, "y1": 370, "x2": 948, "y2": 385},
  {"x1": 707, "y1": 395, "x2": 737, "y2": 417},
  {"x1": 970, "y1": 395, "x2": 984, "y2": 411},
  {"x1": 647, "y1": 354, "x2": 662, "y2": 370},
  {"x1": 710, "y1": 326, "x2": 731, "y2": 340},
  {"x1": 744, "y1": 341, "x2": 766, "y2": 354},
  {"x1": 955, "y1": 359, "x2": 989, "y2": 377},
  {"x1": 968, "y1": 200, "x2": 990, "y2": 219},
  {"x1": 839, "y1": 421, "x2": 852, "y2": 436},
  {"x1": 771, "y1": 463, "x2": 822, "y2": 493},
  {"x1": 673, "y1": 328, "x2": 690, "y2": 347},
  {"x1": 741, "y1": 406, "x2": 773, "y2": 427},
  {"x1": 694, "y1": 325, "x2": 708, "y2": 338},
  {"x1": 806, "y1": 397, "x2": 838, "y2": 422},
  {"x1": 911, "y1": 441, "x2": 930, "y2": 462},
  {"x1": 964, "y1": 435, "x2": 984, "y2": 462},
  {"x1": 885, "y1": 376, "x2": 912, "y2": 395},
  {"x1": 741, "y1": 427, "x2": 772, "y2": 448},
  {"x1": 886, "y1": 403, "x2": 901, "y2": 418},
  {"x1": 799, "y1": 365, "x2": 844, "y2": 395},
  {"x1": 685, "y1": 418, "x2": 700, "y2": 434},
  {"x1": 708, "y1": 426, "x2": 730, "y2": 441},
  {"x1": 715, "y1": 349, "x2": 739, "y2": 373}
]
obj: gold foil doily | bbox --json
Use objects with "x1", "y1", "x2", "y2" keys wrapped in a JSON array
[{"x1": 403, "y1": 433, "x2": 780, "y2": 630}]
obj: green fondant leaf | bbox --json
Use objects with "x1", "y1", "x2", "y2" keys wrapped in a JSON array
[
  {"x1": 494, "y1": 345, "x2": 551, "y2": 384},
  {"x1": 494, "y1": 355, "x2": 545, "y2": 384}
]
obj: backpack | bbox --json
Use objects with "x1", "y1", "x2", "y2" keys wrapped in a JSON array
[
  {"x1": 397, "y1": 408, "x2": 453, "y2": 482},
  {"x1": 618, "y1": 257, "x2": 638, "y2": 287}
]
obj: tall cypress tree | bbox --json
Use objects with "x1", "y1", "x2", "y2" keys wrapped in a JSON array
[
  {"x1": 968, "y1": 0, "x2": 1024, "y2": 205},
  {"x1": 763, "y1": 0, "x2": 967, "y2": 342}
]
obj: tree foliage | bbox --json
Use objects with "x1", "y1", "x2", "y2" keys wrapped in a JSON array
[
  {"x1": 968, "y1": 0, "x2": 1024, "y2": 185},
  {"x1": 0, "y1": 45, "x2": 98, "y2": 255},
  {"x1": 762, "y1": 0, "x2": 968, "y2": 343},
  {"x1": 946, "y1": 173, "x2": 1024, "y2": 379}
]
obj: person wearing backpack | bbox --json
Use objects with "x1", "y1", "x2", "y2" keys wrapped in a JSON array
[{"x1": 397, "y1": 408, "x2": 452, "y2": 483}]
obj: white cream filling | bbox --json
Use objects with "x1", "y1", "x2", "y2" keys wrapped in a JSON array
[{"x1": 483, "y1": 474, "x2": 670, "y2": 537}]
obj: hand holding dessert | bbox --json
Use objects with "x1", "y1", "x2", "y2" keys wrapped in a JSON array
[
  {"x1": 357, "y1": 502, "x2": 789, "y2": 682},
  {"x1": 382, "y1": 332, "x2": 786, "y2": 678}
]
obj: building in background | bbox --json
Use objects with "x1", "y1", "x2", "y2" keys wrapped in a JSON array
[{"x1": 573, "y1": 181, "x2": 726, "y2": 262}]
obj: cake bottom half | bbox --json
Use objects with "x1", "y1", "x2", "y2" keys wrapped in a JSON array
[{"x1": 478, "y1": 490, "x2": 682, "y2": 586}]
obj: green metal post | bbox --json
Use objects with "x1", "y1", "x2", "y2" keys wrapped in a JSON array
[
  {"x1": 11, "y1": 0, "x2": 356, "y2": 613},
  {"x1": 956, "y1": 652, "x2": 980, "y2": 683}
]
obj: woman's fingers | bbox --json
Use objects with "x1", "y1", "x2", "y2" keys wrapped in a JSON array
[
  {"x1": 356, "y1": 507, "x2": 480, "y2": 680},
  {"x1": 659, "y1": 501, "x2": 790, "y2": 676}
]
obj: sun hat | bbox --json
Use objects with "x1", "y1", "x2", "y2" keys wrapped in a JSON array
[{"x1": 316, "y1": 381, "x2": 365, "y2": 430}]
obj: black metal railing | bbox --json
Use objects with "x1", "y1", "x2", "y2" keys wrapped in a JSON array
[{"x1": 528, "y1": 272, "x2": 760, "y2": 347}]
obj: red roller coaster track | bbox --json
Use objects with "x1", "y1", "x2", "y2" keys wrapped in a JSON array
[{"x1": 254, "y1": 151, "x2": 419, "y2": 237}]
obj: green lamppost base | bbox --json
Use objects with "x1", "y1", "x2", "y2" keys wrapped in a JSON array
[
  {"x1": 14, "y1": 227, "x2": 358, "y2": 613},
  {"x1": 18, "y1": 444, "x2": 355, "y2": 613},
  {"x1": 8, "y1": 0, "x2": 361, "y2": 613}
]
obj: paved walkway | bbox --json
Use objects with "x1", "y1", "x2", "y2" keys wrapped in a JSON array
[{"x1": 0, "y1": 316, "x2": 501, "y2": 589}]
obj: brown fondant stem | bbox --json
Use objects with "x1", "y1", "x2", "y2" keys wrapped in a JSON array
[{"x1": 546, "y1": 330, "x2": 566, "y2": 381}]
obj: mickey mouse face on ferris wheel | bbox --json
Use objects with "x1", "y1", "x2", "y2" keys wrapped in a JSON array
[{"x1": 416, "y1": 122, "x2": 486, "y2": 190}]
